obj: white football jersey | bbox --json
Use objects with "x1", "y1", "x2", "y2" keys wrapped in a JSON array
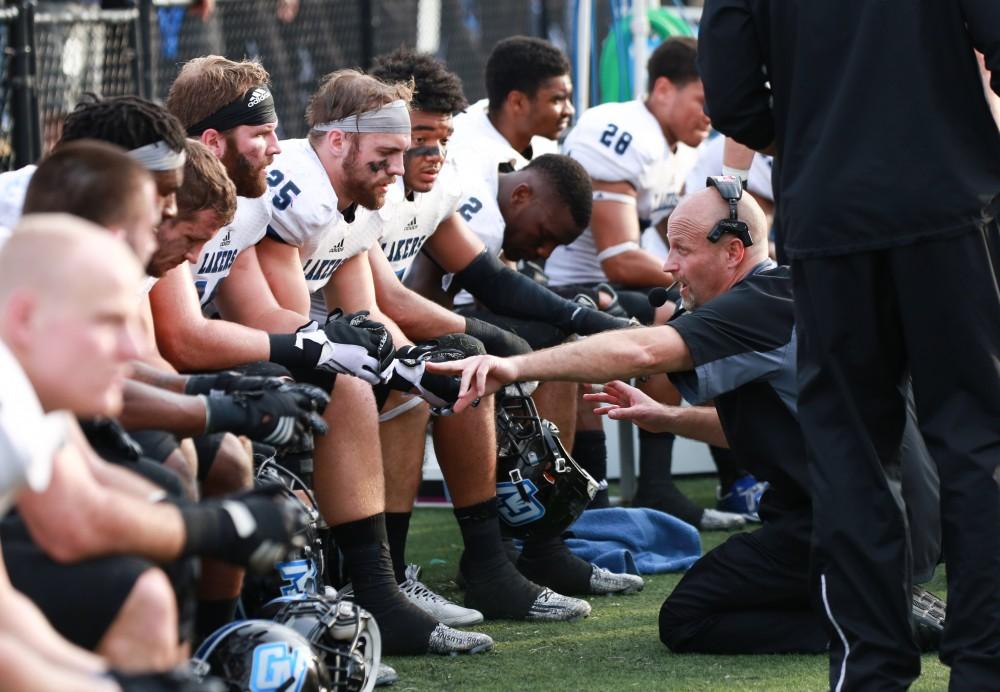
[
  {"x1": 683, "y1": 133, "x2": 774, "y2": 202},
  {"x1": 444, "y1": 153, "x2": 506, "y2": 306},
  {"x1": 545, "y1": 100, "x2": 698, "y2": 287},
  {"x1": 450, "y1": 98, "x2": 559, "y2": 172},
  {"x1": 0, "y1": 339, "x2": 69, "y2": 518},
  {"x1": 376, "y1": 159, "x2": 464, "y2": 279},
  {"x1": 266, "y1": 138, "x2": 384, "y2": 293},
  {"x1": 0, "y1": 165, "x2": 36, "y2": 229},
  {"x1": 190, "y1": 194, "x2": 270, "y2": 308}
]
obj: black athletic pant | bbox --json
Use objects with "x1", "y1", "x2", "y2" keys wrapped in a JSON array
[
  {"x1": 793, "y1": 225, "x2": 1000, "y2": 691},
  {"x1": 659, "y1": 509, "x2": 827, "y2": 654}
]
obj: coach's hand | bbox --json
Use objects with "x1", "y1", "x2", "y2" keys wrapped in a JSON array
[
  {"x1": 426, "y1": 354, "x2": 519, "y2": 413},
  {"x1": 583, "y1": 380, "x2": 671, "y2": 433}
]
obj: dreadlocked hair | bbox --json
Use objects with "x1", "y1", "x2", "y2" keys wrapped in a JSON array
[
  {"x1": 60, "y1": 94, "x2": 187, "y2": 153},
  {"x1": 370, "y1": 47, "x2": 468, "y2": 115}
]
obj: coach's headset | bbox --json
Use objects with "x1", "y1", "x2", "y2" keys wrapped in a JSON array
[{"x1": 705, "y1": 175, "x2": 753, "y2": 247}]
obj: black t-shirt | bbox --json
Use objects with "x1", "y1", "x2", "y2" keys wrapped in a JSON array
[
  {"x1": 668, "y1": 263, "x2": 810, "y2": 519},
  {"x1": 698, "y1": 0, "x2": 1000, "y2": 259}
]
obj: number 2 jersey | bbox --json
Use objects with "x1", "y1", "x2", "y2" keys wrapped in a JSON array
[{"x1": 544, "y1": 99, "x2": 698, "y2": 287}]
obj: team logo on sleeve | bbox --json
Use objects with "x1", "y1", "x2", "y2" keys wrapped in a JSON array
[{"x1": 497, "y1": 479, "x2": 546, "y2": 526}]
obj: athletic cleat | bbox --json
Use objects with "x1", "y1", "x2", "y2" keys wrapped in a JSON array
[
  {"x1": 590, "y1": 565, "x2": 644, "y2": 595},
  {"x1": 399, "y1": 564, "x2": 484, "y2": 627},
  {"x1": 526, "y1": 588, "x2": 591, "y2": 621},
  {"x1": 717, "y1": 474, "x2": 769, "y2": 521},
  {"x1": 426, "y1": 623, "x2": 494, "y2": 655},
  {"x1": 911, "y1": 585, "x2": 945, "y2": 652},
  {"x1": 375, "y1": 662, "x2": 399, "y2": 687},
  {"x1": 699, "y1": 508, "x2": 747, "y2": 531}
]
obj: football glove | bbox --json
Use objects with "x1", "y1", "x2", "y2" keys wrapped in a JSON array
[
  {"x1": 385, "y1": 334, "x2": 484, "y2": 415},
  {"x1": 201, "y1": 385, "x2": 329, "y2": 447},
  {"x1": 179, "y1": 483, "x2": 308, "y2": 573},
  {"x1": 268, "y1": 315, "x2": 394, "y2": 385}
]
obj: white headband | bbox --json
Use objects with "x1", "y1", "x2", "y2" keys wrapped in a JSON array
[
  {"x1": 128, "y1": 141, "x2": 186, "y2": 172},
  {"x1": 311, "y1": 99, "x2": 411, "y2": 134}
]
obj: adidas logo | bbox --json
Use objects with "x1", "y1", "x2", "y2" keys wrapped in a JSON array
[
  {"x1": 247, "y1": 88, "x2": 270, "y2": 109},
  {"x1": 404, "y1": 216, "x2": 417, "y2": 232},
  {"x1": 219, "y1": 231, "x2": 232, "y2": 248},
  {"x1": 329, "y1": 238, "x2": 344, "y2": 253}
]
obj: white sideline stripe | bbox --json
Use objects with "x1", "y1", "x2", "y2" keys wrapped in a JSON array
[{"x1": 821, "y1": 573, "x2": 850, "y2": 692}]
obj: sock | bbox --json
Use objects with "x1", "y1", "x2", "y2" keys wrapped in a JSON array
[
  {"x1": 454, "y1": 498, "x2": 543, "y2": 618},
  {"x1": 709, "y1": 445, "x2": 746, "y2": 493},
  {"x1": 573, "y1": 430, "x2": 609, "y2": 508},
  {"x1": 518, "y1": 533, "x2": 593, "y2": 594},
  {"x1": 454, "y1": 498, "x2": 506, "y2": 570},
  {"x1": 195, "y1": 598, "x2": 237, "y2": 644},
  {"x1": 634, "y1": 430, "x2": 703, "y2": 526},
  {"x1": 384, "y1": 511, "x2": 411, "y2": 583},
  {"x1": 331, "y1": 514, "x2": 437, "y2": 655}
]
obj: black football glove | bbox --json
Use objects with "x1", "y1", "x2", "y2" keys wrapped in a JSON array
[
  {"x1": 187, "y1": 371, "x2": 330, "y2": 414},
  {"x1": 326, "y1": 309, "x2": 395, "y2": 381},
  {"x1": 178, "y1": 483, "x2": 308, "y2": 573},
  {"x1": 202, "y1": 385, "x2": 328, "y2": 447},
  {"x1": 463, "y1": 316, "x2": 533, "y2": 356},
  {"x1": 385, "y1": 334, "x2": 485, "y2": 415},
  {"x1": 268, "y1": 316, "x2": 393, "y2": 385}
]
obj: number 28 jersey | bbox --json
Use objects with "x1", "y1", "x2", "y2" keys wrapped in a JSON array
[{"x1": 545, "y1": 99, "x2": 696, "y2": 287}]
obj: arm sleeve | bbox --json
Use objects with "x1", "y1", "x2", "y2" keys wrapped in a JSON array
[
  {"x1": 698, "y1": 0, "x2": 776, "y2": 151},
  {"x1": 453, "y1": 250, "x2": 622, "y2": 333},
  {"x1": 960, "y1": 0, "x2": 1000, "y2": 94}
]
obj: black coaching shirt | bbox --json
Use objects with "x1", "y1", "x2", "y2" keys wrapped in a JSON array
[
  {"x1": 698, "y1": 0, "x2": 1000, "y2": 259},
  {"x1": 668, "y1": 262, "x2": 810, "y2": 519}
]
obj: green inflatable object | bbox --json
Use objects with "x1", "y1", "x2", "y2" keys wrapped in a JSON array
[{"x1": 599, "y1": 6, "x2": 694, "y2": 104}]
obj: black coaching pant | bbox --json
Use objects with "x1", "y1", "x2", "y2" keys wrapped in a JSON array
[{"x1": 793, "y1": 224, "x2": 1000, "y2": 691}]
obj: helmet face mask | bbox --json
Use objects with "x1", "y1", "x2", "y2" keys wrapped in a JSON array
[
  {"x1": 258, "y1": 594, "x2": 382, "y2": 692},
  {"x1": 495, "y1": 385, "x2": 599, "y2": 538}
]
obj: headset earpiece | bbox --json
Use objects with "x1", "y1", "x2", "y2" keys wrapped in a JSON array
[{"x1": 706, "y1": 175, "x2": 753, "y2": 247}]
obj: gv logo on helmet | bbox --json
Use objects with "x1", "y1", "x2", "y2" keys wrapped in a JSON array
[
  {"x1": 250, "y1": 642, "x2": 307, "y2": 692},
  {"x1": 497, "y1": 479, "x2": 546, "y2": 526},
  {"x1": 277, "y1": 559, "x2": 317, "y2": 597}
]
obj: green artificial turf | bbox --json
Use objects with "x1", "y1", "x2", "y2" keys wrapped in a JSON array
[{"x1": 383, "y1": 477, "x2": 950, "y2": 691}]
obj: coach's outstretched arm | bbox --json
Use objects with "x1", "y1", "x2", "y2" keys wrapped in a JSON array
[{"x1": 428, "y1": 324, "x2": 693, "y2": 412}]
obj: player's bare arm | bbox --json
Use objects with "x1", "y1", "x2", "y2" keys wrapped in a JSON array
[{"x1": 591, "y1": 180, "x2": 675, "y2": 287}]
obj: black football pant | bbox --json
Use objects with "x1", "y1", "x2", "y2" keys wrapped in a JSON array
[
  {"x1": 793, "y1": 224, "x2": 1000, "y2": 691},
  {"x1": 659, "y1": 511, "x2": 829, "y2": 654}
]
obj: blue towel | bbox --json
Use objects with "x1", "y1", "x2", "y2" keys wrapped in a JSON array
[{"x1": 563, "y1": 507, "x2": 702, "y2": 575}]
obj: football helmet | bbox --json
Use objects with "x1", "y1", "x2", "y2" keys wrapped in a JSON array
[
  {"x1": 258, "y1": 594, "x2": 381, "y2": 692},
  {"x1": 192, "y1": 619, "x2": 332, "y2": 692},
  {"x1": 494, "y1": 384, "x2": 599, "y2": 538},
  {"x1": 241, "y1": 457, "x2": 326, "y2": 615}
]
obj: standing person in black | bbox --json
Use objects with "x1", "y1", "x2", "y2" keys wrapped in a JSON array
[{"x1": 697, "y1": 2, "x2": 1000, "y2": 689}]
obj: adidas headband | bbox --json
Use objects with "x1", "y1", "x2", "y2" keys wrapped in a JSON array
[
  {"x1": 128, "y1": 141, "x2": 186, "y2": 172},
  {"x1": 311, "y1": 99, "x2": 411, "y2": 134},
  {"x1": 187, "y1": 85, "x2": 277, "y2": 137}
]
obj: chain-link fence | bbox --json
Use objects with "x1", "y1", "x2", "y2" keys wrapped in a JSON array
[
  {"x1": 35, "y1": 3, "x2": 140, "y2": 153},
  {"x1": 2, "y1": 0, "x2": 699, "y2": 165}
]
